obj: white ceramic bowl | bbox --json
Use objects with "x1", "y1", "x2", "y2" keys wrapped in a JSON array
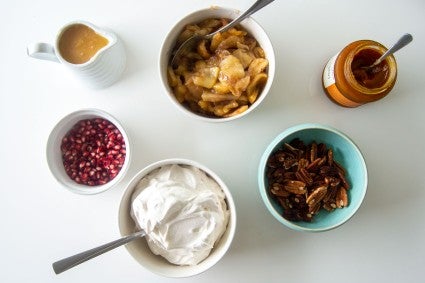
[
  {"x1": 118, "y1": 158, "x2": 237, "y2": 277},
  {"x1": 159, "y1": 6, "x2": 275, "y2": 122},
  {"x1": 46, "y1": 108, "x2": 131, "y2": 194}
]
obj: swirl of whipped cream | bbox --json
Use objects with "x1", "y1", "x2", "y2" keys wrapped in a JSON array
[{"x1": 131, "y1": 164, "x2": 229, "y2": 266}]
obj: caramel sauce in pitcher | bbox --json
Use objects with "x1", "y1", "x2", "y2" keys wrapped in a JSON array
[{"x1": 59, "y1": 24, "x2": 109, "y2": 64}]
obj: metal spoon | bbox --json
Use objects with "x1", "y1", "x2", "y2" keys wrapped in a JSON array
[
  {"x1": 52, "y1": 230, "x2": 145, "y2": 274},
  {"x1": 364, "y1": 33, "x2": 413, "y2": 69},
  {"x1": 170, "y1": 0, "x2": 275, "y2": 66}
]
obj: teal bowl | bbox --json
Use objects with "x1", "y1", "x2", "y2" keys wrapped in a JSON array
[{"x1": 258, "y1": 123, "x2": 367, "y2": 232}]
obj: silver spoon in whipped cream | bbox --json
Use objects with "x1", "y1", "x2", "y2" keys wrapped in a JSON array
[{"x1": 52, "y1": 230, "x2": 145, "y2": 274}]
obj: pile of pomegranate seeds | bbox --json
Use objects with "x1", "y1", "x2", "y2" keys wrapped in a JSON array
[{"x1": 61, "y1": 118, "x2": 126, "y2": 186}]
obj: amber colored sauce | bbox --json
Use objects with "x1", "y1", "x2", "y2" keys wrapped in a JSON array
[
  {"x1": 59, "y1": 24, "x2": 109, "y2": 64},
  {"x1": 351, "y1": 49, "x2": 389, "y2": 89}
]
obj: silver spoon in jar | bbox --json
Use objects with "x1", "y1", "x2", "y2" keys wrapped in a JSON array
[
  {"x1": 52, "y1": 230, "x2": 145, "y2": 274},
  {"x1": 363, "y1": 33, "x2": 413, "y2": 70},
  {"x1": 170, "y1": 0, "x2": 275, "y2": 67}
]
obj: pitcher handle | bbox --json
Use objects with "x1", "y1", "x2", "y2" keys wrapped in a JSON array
[{"x1": 27, "y1": 42, "x2": 60, "y2": 63}]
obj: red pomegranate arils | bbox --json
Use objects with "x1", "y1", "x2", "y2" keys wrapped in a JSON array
[{"x1": 61, "y1": 117, "x2": 126, "y2": 186}]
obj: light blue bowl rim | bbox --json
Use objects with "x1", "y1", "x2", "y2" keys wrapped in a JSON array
[{"x1": 258, "y1": 123, "x2": 368, "y2": 232}]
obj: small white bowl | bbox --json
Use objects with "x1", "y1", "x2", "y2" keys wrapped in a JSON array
[
  {"x1": 118, "y1": 158, "x2": 237, "y2": 277},
  {"x1": 159, "y1": 6, "x2": 275, "y2": 122},
  {"x1": 46, "y1": 108, "x2": 131, "y2": 195}
]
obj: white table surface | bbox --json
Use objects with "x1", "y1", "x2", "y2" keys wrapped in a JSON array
[{"x1": 2, "y1": 0, "x2": 425, "y2": 282}]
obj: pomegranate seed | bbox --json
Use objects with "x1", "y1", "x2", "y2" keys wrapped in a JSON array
[{"x1": 61, "y1": 117, "x2": 126, "y2": 186}]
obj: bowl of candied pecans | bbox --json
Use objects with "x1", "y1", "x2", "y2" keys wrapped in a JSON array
[
  {"x1": 46, "y1": 108, "x2": 131, "y2": 195},
  {"x1": 258, "y1": 123, "x2": 367, "y2": 232},
  {"x1": 159, "y1": 6, "x2": 275, "y2": 122}
]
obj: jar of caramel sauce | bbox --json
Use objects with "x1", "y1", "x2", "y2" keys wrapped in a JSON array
[{"x1": 322, "y1": 40, "x2": 397, "y2": 107}]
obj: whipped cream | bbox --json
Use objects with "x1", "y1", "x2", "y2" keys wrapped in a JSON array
[{"x1": 131, "y1": 164, "x2": 229, "y2": 266}]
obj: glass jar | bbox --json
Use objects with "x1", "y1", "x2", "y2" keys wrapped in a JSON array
[{"x1": 322, "y1": 40, "x2": 397, "y2": 107}]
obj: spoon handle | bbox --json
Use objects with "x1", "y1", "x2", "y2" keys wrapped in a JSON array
[
  {"x1": 52, "y1": 230, "x2": 145, "y2": 275},
  {"x1": 212, "y1": 0, "x2": 275, "y2": 35},
  {"x1": 373, "y1": 33, "x2": 413, "y2": 66}
]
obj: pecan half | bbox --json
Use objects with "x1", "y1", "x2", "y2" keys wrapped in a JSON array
[
  {"x1": 338, "y1": 171, "x2": 350, "y2": 190},
  {"x1": 295, "y1": 168, "x2": 313, "y2": 186},
  {"x1": 283, "y1": 180, "x2": 307, "y2": 194},
  {"x1": 308, "y1": 201, "x2": 322, "y2": 214},
  {"x1": 306, "y1": 185, "x2": 328, "y2": 206},
  {"x1": 336, "y1": 187, "x2": 348, "y2": 208},
  {"x1": 327, "y1": 149, "x2": 334, "y2": 166},
  {"x1": 297, "y1": 158, "x2": 309, "y2": 170},
  {"x1": 310, "y1": 142, "x2": 317, "y2": 162},
  {"x1": 270, "y1": 183, "x2": 290, "y2": 197},
  {"x1": 323, "y1": 184, "x2": 338, "y2": 203},
  {"x1": 306, "y1": 157, "x2": 322, "y2": 171}
]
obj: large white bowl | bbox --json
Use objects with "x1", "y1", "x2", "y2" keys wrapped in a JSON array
[
  {"x1": 159, "y1": 6, "x2": 275, "y2": 122},
  {"x1": 46, "y1": 108, "x2": 131, "y2": 195},
  {"x1": 118, "y1": 158, "x2": 237, "y2": 277}
]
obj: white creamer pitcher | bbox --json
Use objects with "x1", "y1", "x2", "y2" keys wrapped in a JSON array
[{"x1": 27, "y1": 21, "x2": 126, "y2": 89}]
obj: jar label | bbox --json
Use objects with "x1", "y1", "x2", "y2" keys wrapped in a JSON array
[{"x1": 323, "y1": 53, "x2": 338, "y2": 88}]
